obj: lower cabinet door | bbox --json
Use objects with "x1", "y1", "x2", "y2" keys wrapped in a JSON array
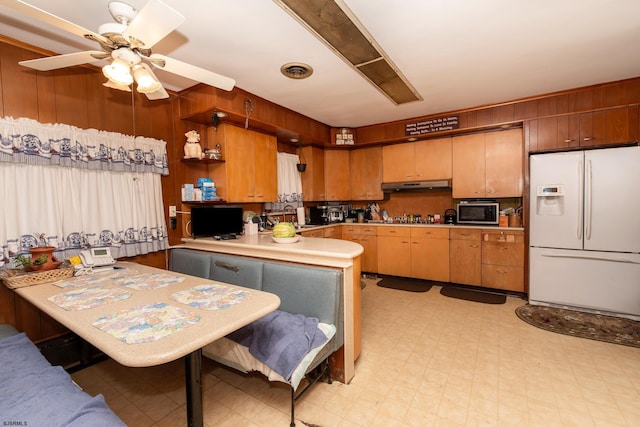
[
  {"x1": 482, "y1": 265, "x2": 524, "y2": 292},
  {"x1": 449, "y1": 239, "x2": 482, "y2": 286},
  {"x1": 377, "y1": 236, "x2": 411, "y2": 277}
]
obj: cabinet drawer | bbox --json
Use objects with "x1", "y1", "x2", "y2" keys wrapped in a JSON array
[
  {"x1": 410, "y1": 227, "x2": 449, "y2": 239},
  {"x1": 342, "y1": 225, "x2": 377, "y2": 235},
  {"x1": 482, "y1": 242, "x2": 524, "y2": 267},
  {"x1": 376, "y1": 226, "x2": 411, "y2": 237},
  {"x1": 450, "y1": 228, "x2": 482, "y2": 241},
  {"x1": 482, "y1": 264, "x2": 524, "y2": 292},
  {"x1": 482, "y1": 230, "x2": 524, "y2": 244}
]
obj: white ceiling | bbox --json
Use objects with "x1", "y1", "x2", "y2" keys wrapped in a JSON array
[{"x1": 1, "y1": 0, "x2": 639, "y2": 128}]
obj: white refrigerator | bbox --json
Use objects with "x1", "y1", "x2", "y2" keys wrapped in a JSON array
[{"x1": 529, "y1": 145, "x2": 640, "y2": 320}]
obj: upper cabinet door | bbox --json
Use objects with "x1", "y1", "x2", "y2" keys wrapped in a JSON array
[
  {"x1": 324, "y1": 149, "x2": 351, "y2": 201},
  {"x1": 452, "y1": 133, "x2": 486, "y2": 198},
  {"x1": 414, "y1": 137, "x2": 452, "y2": 180},
  {"x1": 485, "y1": 129, "x2": 523, "y2": 198},
  {"x1": 351, "y1": 146, "x2": 383, "y2": 200},
  {"x1": 382, "y1": 143, "x2": 414, "y2": 182},
  {"x1": 253, "y1": 132, "x2": 278, "y2": 202},
  {"x1": 300, "y1": 146, "x2": 325, "y2": 201}
]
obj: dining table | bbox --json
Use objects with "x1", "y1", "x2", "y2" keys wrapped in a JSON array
[{"x1": 14, "y1": 261, "x2": 281, "y2": 427}]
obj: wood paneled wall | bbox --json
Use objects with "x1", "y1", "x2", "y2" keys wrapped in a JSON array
[
  {"x1": 0, "y1": 39, "x2": 184, "y2": 248},
  {"x1": 0, "y1": 39, "x2": 183, "y2": 338}
]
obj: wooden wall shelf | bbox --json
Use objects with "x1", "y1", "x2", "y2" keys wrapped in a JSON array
[{"x1": 180, "y1": 158, "x2": 225, "y2": 164}]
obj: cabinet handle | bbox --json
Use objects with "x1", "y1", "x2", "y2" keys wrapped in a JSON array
[
  {"x1": 563, "y1": 139, "x2": 575, "y2": 143},
  {"x1": 470, "y1": 244, "x2": 479, "y2": 248},
  {"x1": 474, "y1": 191, "x2": 483, "y2": 194},
  {"x1": 498, "y1": 246, "x2": 508, "y2": 250},
  {"x1": 583, "y1": 137, "x2": 595, "y2": 141},
  {"x1": 497, "y1": 269, "x2": 508, "y2": 274},
  {"x1": 460, "y1": 233, "x2": 470, "y2": 236},
  {"x1": 389, "y1": 230, "x2": 397, "y2": 233}
]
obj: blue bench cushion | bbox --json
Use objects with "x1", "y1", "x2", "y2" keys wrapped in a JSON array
[
  {"x1": 262, "y1": 262, "x2": 343, "y2": 353},
  {"x1": 169, "y1": 248, "x2": 211, "y2": 278},
  {"x1": 0, "y1": 333, "x2": 125, "y2": 426}
]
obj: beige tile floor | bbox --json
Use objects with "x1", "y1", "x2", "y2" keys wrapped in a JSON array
[{"x1": 72, "y1": 280, "x2": 640, "y2": 426}]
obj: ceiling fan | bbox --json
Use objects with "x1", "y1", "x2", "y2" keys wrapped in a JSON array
[{"x1": 1, "y1": 0, "x2": 235, "y2": 99}]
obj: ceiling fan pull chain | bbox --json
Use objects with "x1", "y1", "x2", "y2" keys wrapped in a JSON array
[{"x1": 244, "y1": 98, "x2": 254, "y2": 129}]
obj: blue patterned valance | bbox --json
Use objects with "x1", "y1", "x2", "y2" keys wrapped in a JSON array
[{"x1": 0, "y1": 116, "x2": 169, "y2": 175}]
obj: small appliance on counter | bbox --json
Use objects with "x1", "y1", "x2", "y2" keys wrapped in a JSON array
[
  {"x1": 444, "y1": 209, "x2": 457, "y2": 224},
  {"x1": 327, "y1": 206, "x2": 345, "y2": 223},
  {"x1": 456, "y1": 201, "x2": 499, "y2": 225},
  {"x1": 309, "y1": 204, "x2": 348, "y2": 224},
  {"x1": 308, "y1": 206, "x2": 328, "y2": 225}
]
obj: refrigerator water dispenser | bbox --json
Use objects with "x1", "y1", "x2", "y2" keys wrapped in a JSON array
[{"x1": 536, "y1": 184, "x2": 565, "y2": 216}]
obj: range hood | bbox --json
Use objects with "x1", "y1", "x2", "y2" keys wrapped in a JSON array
[{"x1": 381, "y1": 180, "x2": 452, "y2": 193}]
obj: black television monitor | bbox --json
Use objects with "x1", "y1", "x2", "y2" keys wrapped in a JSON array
[{"x1": 190, "y1": 206, "x2": 244, "y2": 239}]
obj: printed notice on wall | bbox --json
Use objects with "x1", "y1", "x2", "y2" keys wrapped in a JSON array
[{"x1": 405, "y1": 116, "x2": 459, "y2": 136}]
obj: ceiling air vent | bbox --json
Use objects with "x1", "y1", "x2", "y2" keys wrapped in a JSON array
[{"x1": 281, "y1": 62, "x2": 314, "y2": 79}]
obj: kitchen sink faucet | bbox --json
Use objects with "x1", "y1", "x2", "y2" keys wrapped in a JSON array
[{"x1": 282, "y1": 204, "x2": 295, "y2": 223}]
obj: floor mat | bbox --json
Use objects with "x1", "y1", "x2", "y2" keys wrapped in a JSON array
[
  {"x1": 440, "y1": 286, "x2": 506, "y2": 304},
  {"x1": 515, "y1": 304, "x2": 640, "y2": 348},
  {"x1": 376, "y1": 277, "x2": 433, "y2": 293}
]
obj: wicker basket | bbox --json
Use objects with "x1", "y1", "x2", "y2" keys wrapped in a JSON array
[{"x1": 1, "y1": 267, "x2": 74, "y2": 289}]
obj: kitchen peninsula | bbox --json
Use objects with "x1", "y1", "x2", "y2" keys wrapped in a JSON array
[{"x1": 178, "y1": 234, "x2": 364, "y2": 383}]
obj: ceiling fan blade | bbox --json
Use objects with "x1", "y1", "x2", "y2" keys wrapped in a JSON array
[
  {"x1": 0, "y1": 0, "x2": 109, "y2": 45},
  {"x1": 149, "y1": 54, "x2": 236, "y2": 91},
  {"x1": 19, "y1": 50, "x2": 108, "y2": 71},
  {"x1": 144, "y1": 85, "x2": 169, "y2": 100},
  {"x1": 123, "y1": 0, "x2": 185, "y2": 49}
]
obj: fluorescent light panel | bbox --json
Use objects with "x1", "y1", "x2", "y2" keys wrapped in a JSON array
[{"x1": 275, "y1": 0, "x2": 422, "y2": 105}]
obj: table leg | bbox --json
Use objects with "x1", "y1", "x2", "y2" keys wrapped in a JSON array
[{"x1": 185, "y1": 348, "x2": 203, "y2": 427}]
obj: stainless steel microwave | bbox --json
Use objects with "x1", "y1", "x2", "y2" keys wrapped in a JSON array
[{"x1": 456, "y1": 202, "x2": 500, "y2": 225}]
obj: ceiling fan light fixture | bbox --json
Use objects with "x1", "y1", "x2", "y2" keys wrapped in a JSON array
[
  {"x1": 132, "y1": 64, "x2": 161, "y2": 93},
  {"x1": 103, "y1": 79, "x2": 131, "y2": 92},
  {"x1": 102, "y1": 57, "x2": 133, "y2": 85}
]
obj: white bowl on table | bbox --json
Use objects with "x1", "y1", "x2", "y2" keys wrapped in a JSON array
[{"x1": 271, "y1": 236, "x2": 299, "y2": 244}]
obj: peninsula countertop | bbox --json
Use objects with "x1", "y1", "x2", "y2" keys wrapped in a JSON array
[{"x1": 179, "y1": 234, "x2": 364, "y2": 268}]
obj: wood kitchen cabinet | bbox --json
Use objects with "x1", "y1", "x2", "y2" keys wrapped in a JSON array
[
  {"x1": 528, "y1": 106, "x2": 639, "y2": 152},
  {"x1": 382, "y1": 138, "x2": 452, "y2": 183},
  {"x1": 350, "y1": 146, "x2": 383, "y2": 200},
  {"x1": 300, "y1": 146, "x2": 325, "y2": 201},
  {"x1": 449, "y1": 228, "x2": 482, "y2": 286},
  {"x1": 410, "y1": 227, "x2": 449, "y2": 282},
  {"x1": 481, "y1": 230, "x2": 524, "y2": 292},
  {"x1": 208, "y1": 124, "x2": 277, "y2": 203},
  {"x1": 323, "y1": 225, "x2": 342, "y2": 239},
  {"x1": 376, "y1": 226, "x2": 411, "y2": 277},
  {"x1": 324, "y1": 149, "x2": 351, "y2": 201},
  {"x1": 452, "y1": 129, "x2": 523, "y2": 198},
  {"x1": 343, "y1": 225, "x2": 377, "y2": 273}
]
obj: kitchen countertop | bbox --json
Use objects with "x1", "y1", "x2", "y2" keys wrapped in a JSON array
[
  {"x1": 297, "y1": 222, "x2": 525, "y2": 232},
  {"x1": 180, "y1": 234, "x2": 363, "y2": 268}
]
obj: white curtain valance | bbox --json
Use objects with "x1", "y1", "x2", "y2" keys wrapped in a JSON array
[
  {"x1": 276, "y1": 152, "x2": 303, "y2": 203},
  {"x1": 0, "y1": 116, "x2": 169, "y2": 175}
]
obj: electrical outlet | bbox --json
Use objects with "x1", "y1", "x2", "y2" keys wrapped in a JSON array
[{"x1": 169, "y1": 205, "x2": 177, "y2": 218}]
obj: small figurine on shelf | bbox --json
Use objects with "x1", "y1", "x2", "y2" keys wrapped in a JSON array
[{"x1": 184, "y1": 130, "x2": 203, "y2": 159}]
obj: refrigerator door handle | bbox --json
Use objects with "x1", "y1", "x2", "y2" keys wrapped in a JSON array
[
  {"x1": 577, "y1": 159, "x2": 584, "y2": 241},
  {"x1": 540, "y1": 252, "x2": 640, "y2": 264},
  {"x1": 585, "y1": 159, "x2": 592, "y2": 240}
]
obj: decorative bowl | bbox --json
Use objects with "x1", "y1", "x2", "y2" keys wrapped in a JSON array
[{"x1": 271, "y1": 236, "x2": 299, "y2": 244}]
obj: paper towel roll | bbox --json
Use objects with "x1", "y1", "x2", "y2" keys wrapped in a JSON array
[
  {"x1": 245, "y1": 222, "x2": 258, "y2": 235},
  {"x1": 296, "y1": 207, "x2": 306, "y2": 225}
]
